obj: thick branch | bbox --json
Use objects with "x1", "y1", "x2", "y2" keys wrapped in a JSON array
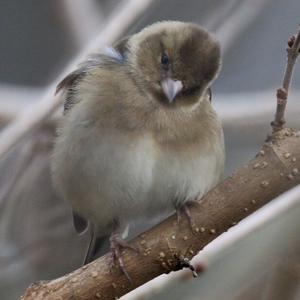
[
  {"x1": 21, "y1": 128, "x2": 300, "y2": 300},
  {"x1": 271, "y1": 26, "x2": 300, "y2": 131}
]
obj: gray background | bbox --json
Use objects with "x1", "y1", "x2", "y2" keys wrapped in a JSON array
[{"x1": 0, "y1": 1, "x2": 300, "y2": 299}]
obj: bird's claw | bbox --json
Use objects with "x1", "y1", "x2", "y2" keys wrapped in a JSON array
[
  {"x1": 109, "y1": 234, "x2": 139, "y2": 282},
  {"x1": 176, "y1": 198, "x2": 200, "y2": 231}
]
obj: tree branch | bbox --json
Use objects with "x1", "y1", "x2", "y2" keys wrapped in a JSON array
[{"x1": 21, "y1": 25, "x2": 300, "y2": 300}]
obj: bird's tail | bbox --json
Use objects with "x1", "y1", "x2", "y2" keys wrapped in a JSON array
[{"x1": 83, "y1": 225, "x2": 110, "y2": 264}]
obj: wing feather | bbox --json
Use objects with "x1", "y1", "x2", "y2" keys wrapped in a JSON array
[{"x1": 56, "y1": 36, "x2": 131, "y2": 115}]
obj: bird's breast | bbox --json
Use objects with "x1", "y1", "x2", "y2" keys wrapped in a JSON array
[
  {"x1": 145, "y1": 138, "x2": 224, "y2": 216},
  {"x1": 53, "y1": 121, "x2": 224, "y2": 229}
]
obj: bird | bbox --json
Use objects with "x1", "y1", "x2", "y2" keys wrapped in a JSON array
[{"x1": 51, "y1": 21, "x2": 225, "y2": 280}]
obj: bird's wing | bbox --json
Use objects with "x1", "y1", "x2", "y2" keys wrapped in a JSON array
[
  {"x1": 60, "y1": 36, "x2": 132, "y2": 234},
  {"x1": 113, "y1": 35, "x2": 131, "y2": 55},
  {"x1": 73, "y1": 211, "x2": 110, "y2": 263},
  {"x1": 56, "y1": 35, "x2": 131, "y2": 115},
  {"x1": 72, "y1": 211, "x2": 88, "y2": 234}
]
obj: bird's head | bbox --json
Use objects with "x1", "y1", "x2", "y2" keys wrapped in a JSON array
[{"x1": 128, "y1": 21, "x2": 221, "y2": 106}]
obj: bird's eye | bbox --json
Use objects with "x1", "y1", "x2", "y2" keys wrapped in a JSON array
[{"x1": 161, "y1": 53, "x2": 169, "y2": 67}]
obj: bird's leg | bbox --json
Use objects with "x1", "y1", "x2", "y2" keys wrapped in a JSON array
[
  {"x1": 109, "y1": 221, "x2": 139, "y2": 282},
  {"x1": 176, "y1": 203, "x2": 194, "y2": 228},
  {"x1": 176, "y1": 196, "x2": 201, "y2": 231}
]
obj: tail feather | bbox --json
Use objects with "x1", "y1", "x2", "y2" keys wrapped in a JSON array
[{"x1": 83, "y1": 225, "x2": 110, "y2": 264}]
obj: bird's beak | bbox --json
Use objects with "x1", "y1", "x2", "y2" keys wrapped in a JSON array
[{"x1": 161, "y1": 78, "x2": 183, "y2": 103}]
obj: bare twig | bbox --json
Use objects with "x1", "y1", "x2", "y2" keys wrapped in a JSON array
[
  {"x1": 271, "y1": 25, "x2": 300, "y2": 132},
  {"x1": 0, "y1": 0, "x2": 156, "y2": 160},
  {"x1": 61, "y1": 0, "x2": 105, "y2": 47},
  {"x1": 0, "y1": 85, "x2": 42, "y2": 124},
  {"x1": 214, "y1": 0, "x2": 271, "y2": 54}
]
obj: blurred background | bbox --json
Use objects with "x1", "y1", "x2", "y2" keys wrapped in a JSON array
[{"x1": 0, "y1": 0, "x2": 300, "y2": 299}]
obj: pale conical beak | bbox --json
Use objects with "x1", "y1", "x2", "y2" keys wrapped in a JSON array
[{"x1": 161, "y1": 78, "x2": 183, "y2": 103}]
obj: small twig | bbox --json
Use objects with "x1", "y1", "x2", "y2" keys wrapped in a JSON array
[
  {"x1": 62, "y1": 0, "x2": 105, "y2": 47},
  {"x1": 271, "y1": 25, "x2": 300, "y2": 132},
  {"x1": 215, "y1": 0, "x2": 271, "y2": 54}
]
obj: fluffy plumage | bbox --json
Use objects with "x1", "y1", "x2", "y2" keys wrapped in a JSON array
[{"x1": 51, "y1": 21, "x2": 225, "y2": 274}]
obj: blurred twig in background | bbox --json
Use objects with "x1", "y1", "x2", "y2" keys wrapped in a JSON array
[
  {"x1": 213, "y1": 0, "x2": 271, "y2": 53},
  {"x1": 62, "y1": 0, "x2": 105, "y2": 47}
]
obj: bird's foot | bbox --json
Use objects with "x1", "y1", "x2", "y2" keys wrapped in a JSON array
[
  {"x1": 109, "y1": 233, "x2": 139, "y2": 282},
  {"x1": 176, "y1": 197, "x2": 201, "y2": 231}
]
